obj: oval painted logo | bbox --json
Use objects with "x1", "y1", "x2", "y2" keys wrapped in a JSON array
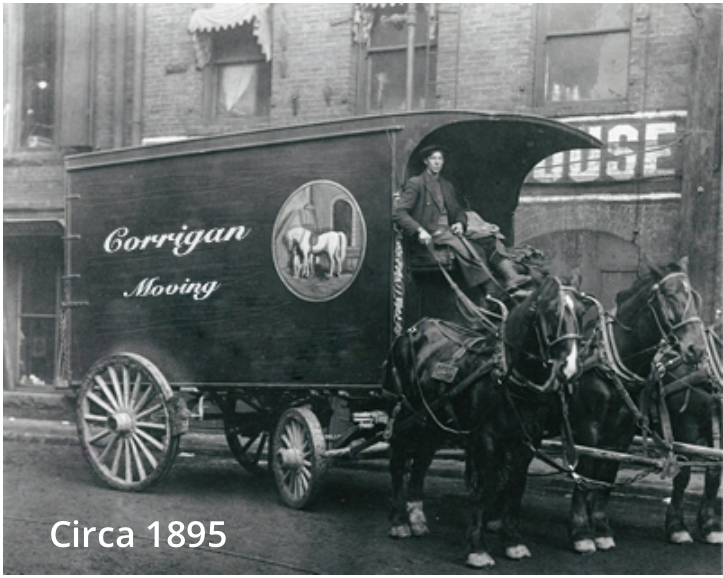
[{"x1": 273, "y1": 180, "x2": 366, "y2": 302}]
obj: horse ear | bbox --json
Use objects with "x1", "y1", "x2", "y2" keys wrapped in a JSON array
[
  {"x1": 638, "y1": 258, "x2": 659, "y2": 279},
  {"x1": 538, "y1": 275, "x2": 558, "y2": 301},
  {"x1": 566, "y1": 267, "x2": 583, "y2": 290},
  {"x1": 677, "y1": 255, "x2": 689, "y2": 274}
]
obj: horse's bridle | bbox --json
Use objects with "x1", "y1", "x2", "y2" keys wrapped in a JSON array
[
  {"x1": 646, "y1": 272, "x2": 705, "y2": 352},
  {"x1": 510, "y1": 283, "x2": 583, "y2": 393}
]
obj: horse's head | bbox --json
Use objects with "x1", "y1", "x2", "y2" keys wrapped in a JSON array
[
  {"x1": 504, "y1": 275, "x2": 584, "y2": 393},
  {"x1": 615, "y1": 259, "x2": 706, "y2": 368}
]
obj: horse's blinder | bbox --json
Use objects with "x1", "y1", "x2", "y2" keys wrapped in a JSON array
[{"x1": 646, "y1": 272, "x2": 705, "y2": 354}]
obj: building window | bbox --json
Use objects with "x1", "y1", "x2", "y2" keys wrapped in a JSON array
[
  {"x1": 5, "y1": 4, "x2": 92, "y2": 152},
  {"x1": 354, "y1": 4, "x2": 438, "y2": 113},
  {"x1": 536, "y1": 4, "x2": 631, "y2": 106},
  {"x1": 211, "y1": 25, "x2": 271, "y2": 119},
  {"x1": 20, "y1": 4, "x2": 57, "y2": 148},
  {"x1": 189, "y1": 4, "x2": 272, "y2": 122}
]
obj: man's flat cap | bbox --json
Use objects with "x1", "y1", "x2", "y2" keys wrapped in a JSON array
[{"x1": 418, "y1": 143, "x2": 450, "y2": 160}]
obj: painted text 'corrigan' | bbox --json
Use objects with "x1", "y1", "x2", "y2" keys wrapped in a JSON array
[{"x1": 104, "y1": 225, "x2": 251, "y2": 257}]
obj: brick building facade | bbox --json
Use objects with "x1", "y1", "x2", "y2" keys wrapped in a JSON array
[{"x1": 4, "y1": 3, "x2": 721, "y2": 389}]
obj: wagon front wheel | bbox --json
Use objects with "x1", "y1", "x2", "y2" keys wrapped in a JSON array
[
  {"x1": 272, "y1": 407, "x2": 327, "y2": 509},
  {"x1": 76, "y1": 354, "x2": 180, "y2": 491}
]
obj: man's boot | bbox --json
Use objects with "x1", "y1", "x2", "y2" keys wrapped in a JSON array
[{"x1": 494, "y1": 258, "x2": 531, "y2": 290}]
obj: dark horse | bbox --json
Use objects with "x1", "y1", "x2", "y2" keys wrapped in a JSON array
[
  {"x1": 568, "y1": 260, "x2": 708, "y2": 553},
  {"x1": 382, "y1": 275, "x2": 584, "y2": 568},
  {"x1": 658, "y1": 321, "x2": 722, "y2": 545}
]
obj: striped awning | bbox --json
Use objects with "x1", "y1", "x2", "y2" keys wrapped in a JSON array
[{"x1": 189, "y1": 4, "x2": 271, "y2": 67}]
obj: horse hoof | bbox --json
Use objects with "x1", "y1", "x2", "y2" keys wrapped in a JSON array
[
  {"x1": 407, "y1": 501, "x2": 428, "y2": 536},
  {"x1": 703, "y1": 531, "x2": 723, "y2": 545},
  {"x1": 594, "y1": 536, "x2": 616, "y2": 551},
  {"x1": 505, "y1": 544, "x2": 532, "y2": 560},
  {"x1": 573, "y1": 539, "x2": 597, "y2": 554},
  {"x1": 668, "y1": 530, "x2": 693, "y2": 545},
  {"x1": 485, "y1": 519, "x2": 502, "y2": 533},
  {"x1": 410, "y1": 522, "x2": 429, "y2": 537},
  {"x1": 466, "y1": 552, "x2": 495, "y2": 569},
  {"x1": 389, "y1": 525, "x2": 412, "y2": 539}
]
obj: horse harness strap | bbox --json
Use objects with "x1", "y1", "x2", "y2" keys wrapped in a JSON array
[
  {"x1": 582, "y1": 296, "x2": 680, "y2": 474},
  {"x1": 395, "y1": 320, "x2": 502, "y2": 438}
]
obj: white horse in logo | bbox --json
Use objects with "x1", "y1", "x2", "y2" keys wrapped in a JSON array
[
  {"x1": 285, "y1": 227, "x2": 347, "y2": 278},
  {"x1": 312, "y1": 231, "x2": 347, "y2": 277}
]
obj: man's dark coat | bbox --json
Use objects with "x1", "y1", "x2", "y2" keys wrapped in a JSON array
[
  {"x1": 392, "y1": 170, "x2": 467, "y2": 239},
  {"x1": 393, "y1": 170, "x2": 492, "y2": 287}
]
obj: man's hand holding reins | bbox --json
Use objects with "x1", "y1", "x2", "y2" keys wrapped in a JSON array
[{"x1": 417, "y1": 228, "x2": 432, "y2": 246}]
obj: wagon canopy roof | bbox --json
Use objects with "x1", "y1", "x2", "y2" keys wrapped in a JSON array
[{"x1": 65, "y1": 110, "x2": 600, "y2": 176}]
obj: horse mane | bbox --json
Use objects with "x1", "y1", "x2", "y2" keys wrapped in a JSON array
[{"x1": 614, "y1": 261, "x2": 685, "y2": 309}]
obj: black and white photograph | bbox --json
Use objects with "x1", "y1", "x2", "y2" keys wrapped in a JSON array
[{"x1": 3, "y1": 2, "x2": 722, "y2": 574}]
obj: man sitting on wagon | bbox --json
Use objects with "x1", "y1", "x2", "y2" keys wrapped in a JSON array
[{"x1": 393, "y1": 144, "x2": 531, "y2": 301}]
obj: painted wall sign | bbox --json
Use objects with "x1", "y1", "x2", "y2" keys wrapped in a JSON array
[
  {"x1": 527, "y1": 112, "x2": 686, "y2": 185},
  {"x1": 273, "y1": 180, "x2": 366, "y2": 302}
]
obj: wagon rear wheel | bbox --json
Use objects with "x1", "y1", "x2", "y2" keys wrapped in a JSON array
[
  {"x1": 76, "y1": 354, "x2": 180, "y2": 491},
  {"x1": 224, "y1": 420, "x2": 271, "y2": 475},
  {"x1": 272, "y1": 406, "x2": 327, "y2": 509},
  {"x1": 222, "y1": 392, "x2": 274, "y2": 475}
]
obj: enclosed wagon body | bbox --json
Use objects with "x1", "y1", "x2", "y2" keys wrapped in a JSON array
[
  {"x1": 66, "y1": 110, "x2": 598, "y2": 389},
  {"x1": 65, "y1": 110, "x2": 600, "y2": 503}
]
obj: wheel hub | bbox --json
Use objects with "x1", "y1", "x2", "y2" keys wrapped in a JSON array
[
  {"x1": 278, "y1": 447, "x2": 304, "y2": 469},
  {"x1": 108, "y1": 412, "x2": 134, "y2": 434}
]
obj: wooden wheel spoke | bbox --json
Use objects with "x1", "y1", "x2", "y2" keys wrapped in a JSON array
[
  {"x1": 88, "y1": 428, "x2": 112, "y2": 445},
  {"x1": 124, "y1": 438, "x2": 133, "y2": 483},
  {"x1": 290, "y1": 422, "x2": 303, "y2": 447},
  {"x1": 298, "y1": 469, "x2": 309, "y2": 494},
  {"x1": 108, "y1": 367, "x2": 125, "y2": 412},
  {"x1": 93, "y1": 376, "x2": 119, "y2": 411},
  {"x1": 84, "y1": 414, "x2": 108, "y2": 424},
  {"x1": 129, "y1": 371, "x2": 143, "y2": 409},
  {"x1": 133, "y1": 381, "x2": 156, "y2": 414},
  {"x1": 135, "y1": 421, "x2": 168, "y2": 431},
  {"x1": 135, "y1": 403, "x2": 163, "y2": 422},
  {"x1": 98, "y1": 432, "x2": 119, "y2": 462},
  {"x1": 135, "y1": 427, "x2": 165, "y2": 451},
  {"x1": 280, "y1": 431, "x2": 292, "y2": 449},
  {"x1": 132, "y1": 432, "x2": 158, "y2": 469},
  {"x1": 252, "y1": 433, "x2": 268, "y2": 463},
  {"x1": 128, "y1": 436, "x2": 147, "y2": 481},
  {"x1": 87, "y1": 390, "x2": 116, "y2": 417},
  {"x1": 111, "y1": 438, "x2": 124, "y2": 476},
  {"x1": 122, "y1": 366, "x2": 131, "y2": 409},
  {"x1": 241, "y1": 435, "x2": 257, "y2": 453}
]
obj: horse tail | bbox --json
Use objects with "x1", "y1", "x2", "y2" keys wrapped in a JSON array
[{"x1": 338, "y1": 232, "x2": 348, "y2": 263}]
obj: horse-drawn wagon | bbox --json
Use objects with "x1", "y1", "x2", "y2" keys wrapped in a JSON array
[
  {"x1": 63, "y1": 110, "x2": 598, "y2": 506},
  {"x1": 64, "y1": 110, "x2": 721, "y2": 562}
]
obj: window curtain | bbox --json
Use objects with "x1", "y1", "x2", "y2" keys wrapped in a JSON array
[{"x1": 219, "y1": 64, "x2": 257, "y2": 115}]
